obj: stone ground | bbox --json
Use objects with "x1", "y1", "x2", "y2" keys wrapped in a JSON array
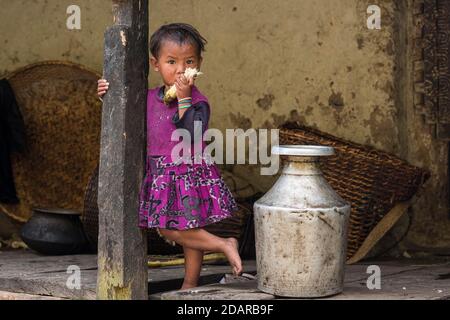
[{"x1": 0, "y1": 250, "x2": 449, "y2": 300}]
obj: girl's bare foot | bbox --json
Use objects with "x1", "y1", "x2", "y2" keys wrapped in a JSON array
[
  {"x1": 180, "y1": 282, "x2": 198, "y2": 290},
  {"x1": 223, "y1": 237, "x2": 242, "y2": 276}
]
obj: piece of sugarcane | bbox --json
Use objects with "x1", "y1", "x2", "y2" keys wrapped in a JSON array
[{"x1": 163, "y1": 67, "x2": 203, "y2": 105}]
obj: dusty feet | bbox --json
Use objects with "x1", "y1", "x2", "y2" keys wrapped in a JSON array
[
  {"x1": 223, "y1": 237, "x2": 243, "y2": 276},
  {"x1": 180, "y1": 282, "x2": 198, "y2": 290}
]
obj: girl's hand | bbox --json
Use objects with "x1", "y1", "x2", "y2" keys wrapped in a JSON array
[
  {"x1": 174, "y1": 75, "x2": 194, "y2": 100},
  {"x1": 97, "y1": 78, "x2": 109, "y2": 98}
]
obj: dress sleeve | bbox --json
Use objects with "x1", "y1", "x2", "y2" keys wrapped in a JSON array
[{"x1": 171, "y1": 101, "x2": 210, "y2": 142}]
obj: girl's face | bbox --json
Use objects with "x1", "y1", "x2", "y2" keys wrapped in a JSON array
[{"x1": 151, "y1": 40, "x2": 202, "y2": 88}]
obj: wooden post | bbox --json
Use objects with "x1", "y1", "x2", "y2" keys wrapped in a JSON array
[{"x1": 97, "y1": 0, "x2": 148, "y2": 300}]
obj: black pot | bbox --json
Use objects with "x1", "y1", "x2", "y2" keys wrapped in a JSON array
[{"x1": 21, "y1": 208, "x2": 89, "y2": 255}]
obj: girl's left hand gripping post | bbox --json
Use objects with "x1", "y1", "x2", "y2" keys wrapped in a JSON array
[{"x1": 97, "y1": 78, "x2": 109, "y2": 102}]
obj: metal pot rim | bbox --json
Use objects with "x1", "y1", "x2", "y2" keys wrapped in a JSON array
[
  {"x1": 272, "y1": 145, "x2": 335, "y2": 156},
  {"x1": 32, "y1": 207, "x2": 81, "y2": 215}
]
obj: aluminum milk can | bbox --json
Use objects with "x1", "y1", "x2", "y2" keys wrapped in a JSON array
[{"x1": 254, "y1": 145, "x2": 350, "y2": 297}]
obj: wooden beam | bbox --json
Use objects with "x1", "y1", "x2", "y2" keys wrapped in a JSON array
[{"x1": 97, "y1": 0, "x2": 149, "y2": 300}]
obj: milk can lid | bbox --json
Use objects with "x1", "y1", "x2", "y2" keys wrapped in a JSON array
[{"x1": 272, "y1": 145, "x2": 335, "y2": 156}]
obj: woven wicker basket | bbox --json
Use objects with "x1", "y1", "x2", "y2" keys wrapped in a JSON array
[
  {"x1": 1, "y1": 61, "x2": 102, "y2": 222},
  {"x1": 82, "y1": 165, "x2": 251, "y2": 255},
  {"x1": 279, "y1": 123, "x2": 430, "y2": 262}
]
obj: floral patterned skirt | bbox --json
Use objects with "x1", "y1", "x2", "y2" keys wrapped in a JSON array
[{"x1": 138, "y1": 154, "x2": 238, "y2": 230}]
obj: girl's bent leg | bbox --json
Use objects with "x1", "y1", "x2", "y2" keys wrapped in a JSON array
[
  {"x1": 158, "y1": 228, "x2": 242, "y2": 276},
  {"x1": 181, "y1": 246, "x2": 204, "y2": 290}
]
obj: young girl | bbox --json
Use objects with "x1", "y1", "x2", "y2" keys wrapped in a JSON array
[{"x1": 97, "y1": 23, "x2": 243, "y2": 290}]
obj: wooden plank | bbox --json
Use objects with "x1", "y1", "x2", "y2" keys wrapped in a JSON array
[
  {"x1": 158, "y1": 259, "x2": 450, "y2": 300},
  {"x1": 0, "y1": 290, "x2": 66, "y2": 300},
  {"x1": 160, "y1": 281, "x2": 275, "y2": 300},
  {"x1": 0, "y1": 251, "x2": 257, "y2": 299},
  {"x1": 2, "y1": 251, "x2": 449, "y2": 300},
  {"x1": 0, "y1": 252, "x2": 98, "y2": 299},
  {"x1": 97, "y1": 0, "x2": 149, "y2": 300},
  {"x1": 330, "y1": 263, "x2": 450, "y2": 300}
]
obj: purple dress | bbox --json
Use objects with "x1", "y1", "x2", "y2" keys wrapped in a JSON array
[{"x1": 138, "y1": 85, "x2": 238, "y2": 230}]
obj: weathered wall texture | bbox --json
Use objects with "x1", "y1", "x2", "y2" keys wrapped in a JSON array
[{"x1": 0, "y1": 0, "x2": 448, "y2": 253}]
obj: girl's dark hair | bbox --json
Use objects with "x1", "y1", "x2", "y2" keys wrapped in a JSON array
[{"x1": 150, "y1": 23, "x2": 207, "y2": 59}]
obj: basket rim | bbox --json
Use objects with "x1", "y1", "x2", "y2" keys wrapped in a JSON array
[{"x1": 5, "y1": 60, "x2": 102, "y2": 80}]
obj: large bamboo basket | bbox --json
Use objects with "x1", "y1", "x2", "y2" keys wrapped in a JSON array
[
  {"x1": 279, "y1": 123, "x2": 430, "y2": 263},
  {"x1": 0, "y1": 61, "x2": 102, "y2": 222}
]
